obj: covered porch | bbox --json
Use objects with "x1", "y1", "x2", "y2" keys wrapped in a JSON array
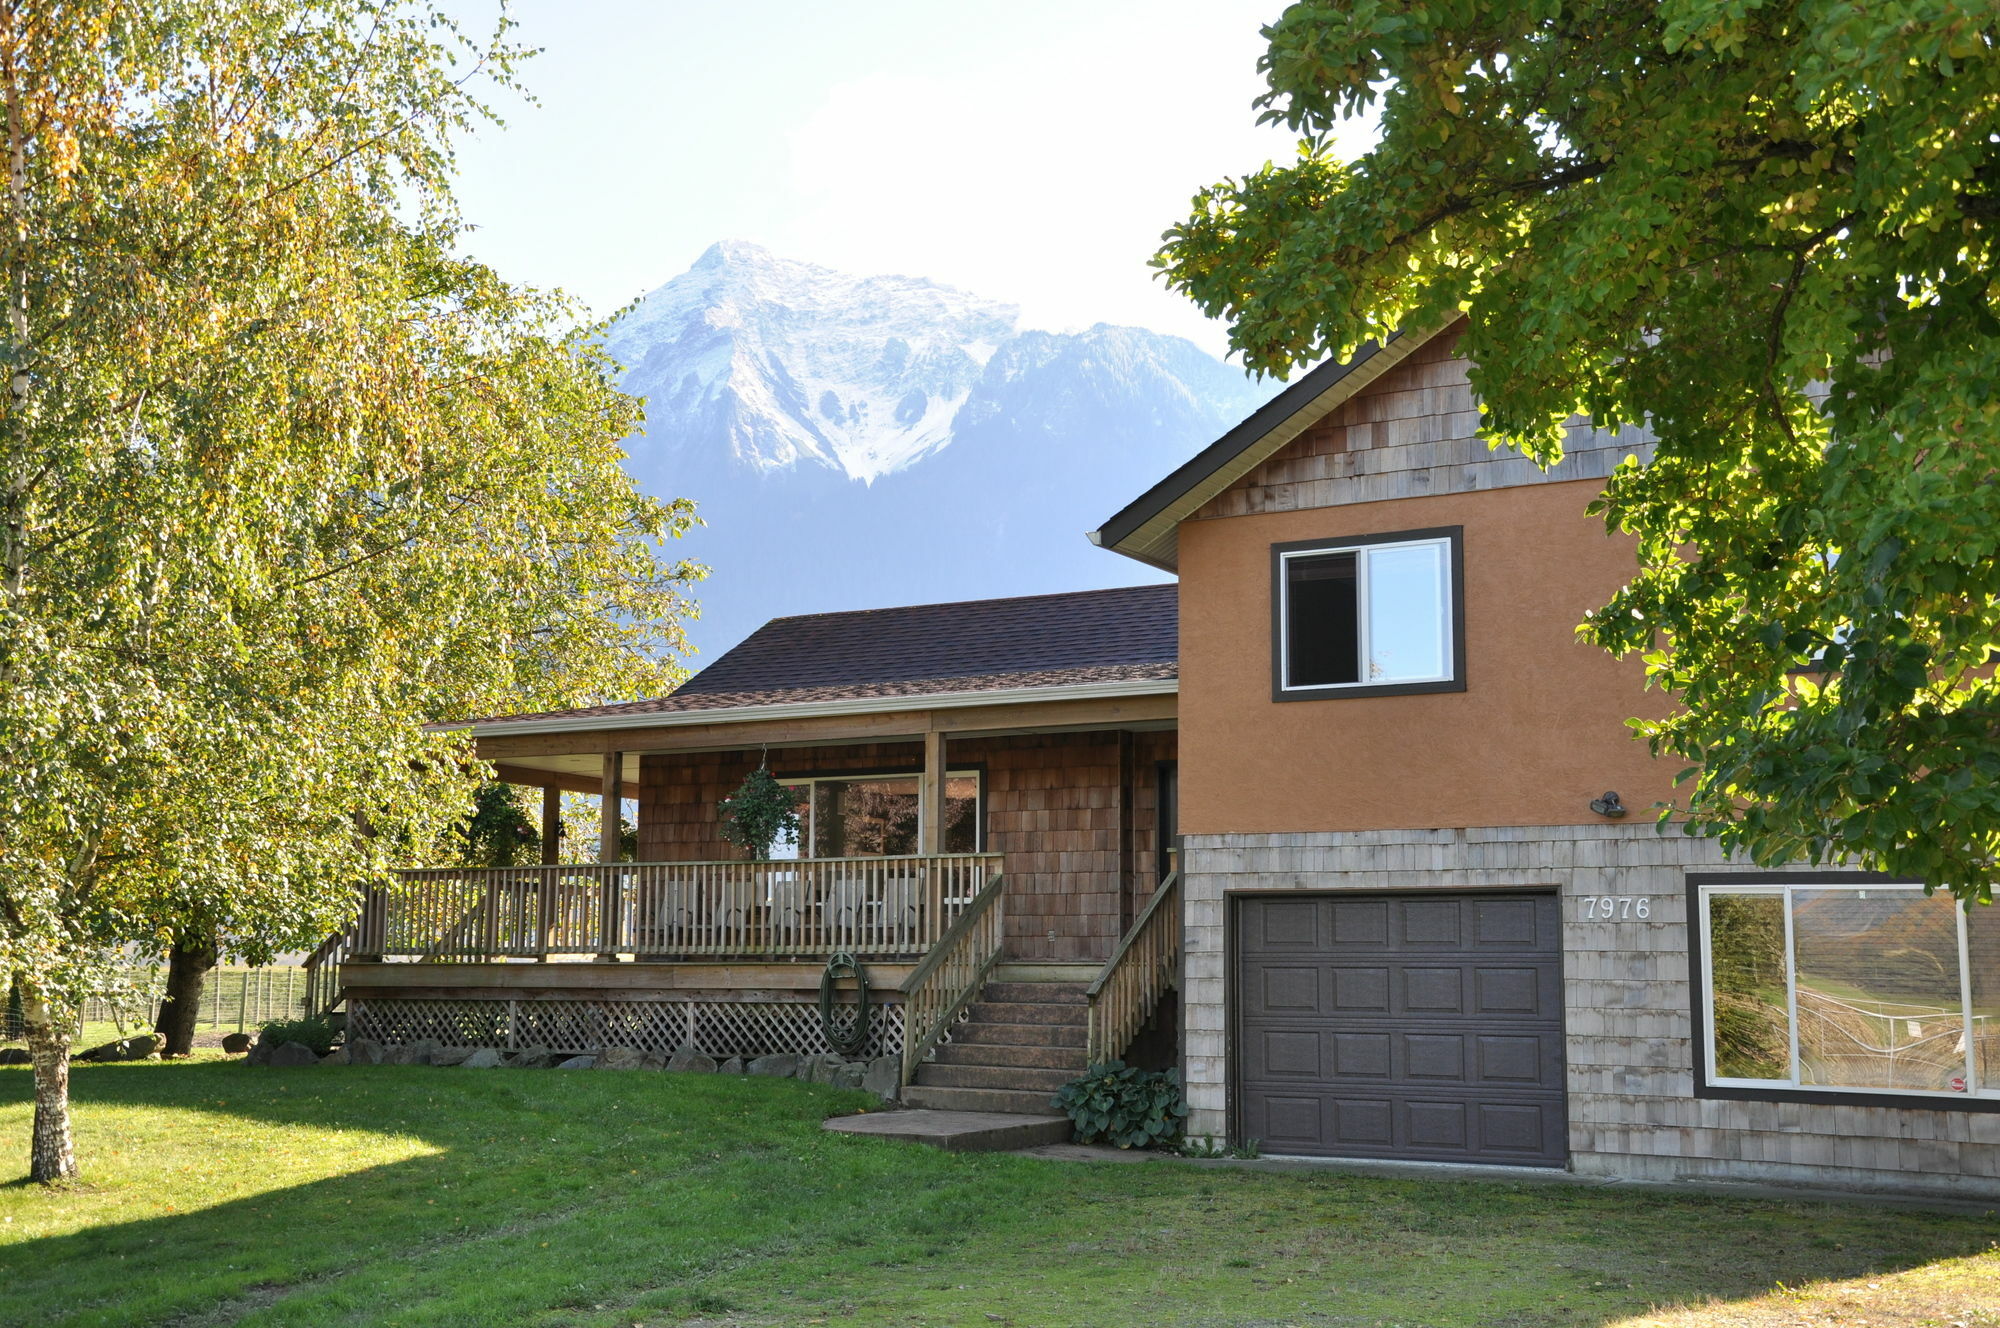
[{"x1": 324, "y1": 585, "x2": 1187, "y2": 1088}]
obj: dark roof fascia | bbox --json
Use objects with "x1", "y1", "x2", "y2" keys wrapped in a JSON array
[{"x1": 1089, "y1": 335, "x2": 1402, "y2": 555}]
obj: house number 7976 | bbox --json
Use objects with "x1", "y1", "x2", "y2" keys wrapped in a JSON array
[{"x1": 1584, "y1": 896, "x2": 1651, "y2": 920}]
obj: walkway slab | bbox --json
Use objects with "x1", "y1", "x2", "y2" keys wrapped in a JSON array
[{"x1": 824, "y1": 1109, "x2": 1070, "y2": 1153}]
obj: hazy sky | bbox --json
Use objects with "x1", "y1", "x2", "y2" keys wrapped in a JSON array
[{"x1": 445, "y1": 1, "x2": 1376, "y2": 356}]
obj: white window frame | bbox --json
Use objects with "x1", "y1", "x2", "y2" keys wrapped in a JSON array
[
  {"x1": 771, "y1": 768, "x2": 984, "y2": 860},
  {"x1": 1697, "y1": 880, "x2": 1994, "y2": 1103},
  {"x1": 1277, "y1": 535, "x2": 1456, "y2": 693}
]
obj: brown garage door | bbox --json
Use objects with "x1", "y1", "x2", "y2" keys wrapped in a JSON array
[{"x1": 1235, "y1": 891, "x2": 1567, "y2": 1166}]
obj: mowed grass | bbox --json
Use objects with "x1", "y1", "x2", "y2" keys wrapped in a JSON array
[{"x1": 0, "y1": 1060, "x2": 1994, "y2": 1328}]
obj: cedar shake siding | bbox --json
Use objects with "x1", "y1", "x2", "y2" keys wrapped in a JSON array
[{"x1": 637, "y1": 730, "x2": 1177, "y2": 963}]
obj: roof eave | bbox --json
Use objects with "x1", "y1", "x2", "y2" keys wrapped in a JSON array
[
  {"x1": 441, "y1": 674, "x2": 1180, "y2": 739},
  {"x1": 1089, "y1": 325, "x2": 1452, "y2": 570}
]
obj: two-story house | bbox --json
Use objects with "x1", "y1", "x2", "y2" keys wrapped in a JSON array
[
  {"x1": 324, "y1": 321, "x2": 1996, "y2": 1198},
  {"x1": 1091, "y1": 322, "x2": 1997, "y2": 1195}
]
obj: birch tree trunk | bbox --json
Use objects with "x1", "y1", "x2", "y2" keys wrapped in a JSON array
[{"x1": 21, "y1": 986, "x2": 75, "y2": 1183}]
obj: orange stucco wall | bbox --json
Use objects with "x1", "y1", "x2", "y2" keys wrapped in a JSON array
[{"x1": 1176, "y1": 478, "x2": 1678, "y2": 834}]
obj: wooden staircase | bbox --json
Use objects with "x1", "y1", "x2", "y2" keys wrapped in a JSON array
[{"x1": 901, "y1": 980, "x2": 1088, "y2": 1114}]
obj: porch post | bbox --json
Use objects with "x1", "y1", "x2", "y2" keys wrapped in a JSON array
[
  {"x1": 540, "y1": 785, "x2": 561, "y2": 867},
  {"x1": 595, "y1": 752, "x2": 623, "y2": 962},
  {"x1": 536, "y1": 784, "x2": 561, "y2": 961},
  {"x1": 920, "y1": 730, "x2": 946, "y2": 856}
]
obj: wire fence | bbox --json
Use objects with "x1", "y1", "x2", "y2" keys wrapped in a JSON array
[{"x1": 2, "y1": 967, "x2": 311, "y2": 1042}]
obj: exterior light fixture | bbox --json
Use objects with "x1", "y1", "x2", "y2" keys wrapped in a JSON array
[{"x1": 1589, "y1": 791, "x2": 1627, "y2": 818}]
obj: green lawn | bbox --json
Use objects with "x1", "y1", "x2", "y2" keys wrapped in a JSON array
[{"x1": 1, "y1": 1059, "x2": 1994, "y2": 1328}]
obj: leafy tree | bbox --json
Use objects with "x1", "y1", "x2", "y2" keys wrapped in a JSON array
[
  {"x1": 0, "y1": 3, "x2": 699, "y2": 1182},
  {"x1": 1158, "y1": 1, "x2": 2000, "y2": 903},
  {"x1": 452, "y1": 783, "x2": 544, "y2": 869}
]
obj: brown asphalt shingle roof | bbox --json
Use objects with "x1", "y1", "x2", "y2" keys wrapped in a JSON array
[{"x1": 472, "y1": 584, "x2": 1178, "y2": 727}]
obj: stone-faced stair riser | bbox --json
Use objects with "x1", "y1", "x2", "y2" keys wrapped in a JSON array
[
  {"x1": 930, "y1": 1040, "x2": 1087, "y2": 1071},
  {"x1": 949, "y1": 1020, "x2": 1088, "y2": 1048},
  {"x1": 900, "y1": 1084, "x2": 1065, "y2": 1115},
  {"x1": 917, "y1": 1062, "x2": 1076, "y2": 1092},
  {"x1": 980, "y1": 982, "x2": 1088, "y2": 1005}
]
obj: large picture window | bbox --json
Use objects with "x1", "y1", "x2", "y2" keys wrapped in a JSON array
[
  {"x1": 769, "y1": 770, "x2": 981, "y2": 859},
  {"x1": 1273, "y1": 528, "x2": 1464, "y2": 699},
  {"x1": 1696, "y1": 879, "x2": 1998, "y2": 1105}
]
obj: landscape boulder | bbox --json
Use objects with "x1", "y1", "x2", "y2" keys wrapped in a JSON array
[
  {"x1": 428, "y1": 1046, "x2": 473, "y2": 1068},
  {"x1": 382, "y1": 1038, "x2": 445, "y2": 1067},
  {"x1": 266, "y1": 1041, "x2": 320, "y2": 1068},
  {"x1": 802, "y1": 1053, "x2": 845, "y2": 1085},
  {"x1": 666, "y1": 1045, "x2": 717, "y2": 1074},
  {"x1": 460, "y1": 1048, "x2": 505, "y2": 1069},
  {"x1": 719, "y1": 1056, "x2": 744, "y2": 1076},
  {"x1": 220, "y1": 1032, "x2": 253, "y2": 1055},
  {"x1": 342, "y1": 1038, "x2": 385, "y2": 1066},
  {"x1": 556, "y1": 1054, "x2": 596, "y2": 1070},
  {"x1": 80, "y1": 1035, "x2": 159, "y2": 1063},
  {"x1": 507, "y1": 1046, "x2": 556, "y2": 1069},
  {"x1": 595, "y1": 1046, "x2": 666, "y2": 1071},
  {"x1": 0, "y1": 1048, "x2": 30, "y2": 1065},
  {"x1": 831, "y1": 1061, "x2": 868, "y2": 1091},
  {"x1": 746, "y1": 1053, "x2": 798, "y2": 1079},
  {"x1": 863, "y1": 1056, "x2": 900, "y2": 1101}
]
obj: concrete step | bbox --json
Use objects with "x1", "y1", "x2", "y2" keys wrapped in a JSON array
[
  {"x1": 916, "y1": 1062, "x2": 1075, "y2": 1092},
  {"x1": 932, "y1": 1040, "x2": 1087, "y2": 1071},
  {"x1": 982, "y1": 981, "x2": 1088, "y2": 1005},
  {"x1": 965, "y1": 1001, "x2": 1087, "y2": 1027},
  {"x1": 951, "y1": 1020, "x2": 1088, "y2": 1049},
  {"x1": 903, "y1": 1084, "x2": 1066, "y2": 1116},
  {"x1": 824, "y1": 1108, "x2": 1069, "y2": 1152}
]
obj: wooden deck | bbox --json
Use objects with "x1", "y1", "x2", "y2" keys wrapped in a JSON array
[{"x1": 351, "y1": 853, "x2": 1002, "y2": 963}]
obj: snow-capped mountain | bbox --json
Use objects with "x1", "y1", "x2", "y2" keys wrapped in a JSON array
[{"x1": 604, "y1": 242, "x2": 1274, "y2": 660}]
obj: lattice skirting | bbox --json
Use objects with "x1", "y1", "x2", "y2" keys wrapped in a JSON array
[{"x1": 348, "y1": 996, "x2": 904, "y2": 1060}]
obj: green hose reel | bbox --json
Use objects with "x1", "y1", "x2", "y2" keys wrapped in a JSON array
[{"x1": 817, "y1": 952, "x2": 871, "y2": 1058}]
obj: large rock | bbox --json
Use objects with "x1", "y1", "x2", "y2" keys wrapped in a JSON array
[
  {"x1": 863, "y1": 1056, "x2": 901, "y2": 1101},
  {"x1": 343, "y1": 1038, "x2": 385, "y2": 1066},
  {"x1": 508, "y1": 1046, "x2": 556, "y2": 1069},
  {"x1": 831, "y1": 1060, "x2": 867, "y2": 1091},
  {"x1": 802, "y1": 1053, "x2": 845, "y2": 1085},
  {"x1": 596, "y1": 1045, "x2": 666, "y2": 1071},
  {"x1": 556, "y1": 1054, "x2": 596, "y2": 1070},
  {"x1": 460, "y1": 1048, "x2": 505, "y2": 1069},
  {"x1": 266, "y1": 1041, "x2": 320, "y2": 1068},
  {"x1": 80, "y1": 1035, "x2": 159, "y2": 1063},
  {"x1": 666, "y1": 1045, "x2": 717, "y2": 1074},
  {"x1": 382, "y1": 1038, "x2": 444, "y2": 1067},
  {"x1": 220, "y1": 1032, "x2": 253, "y2": 1055},
  {"x1": 428, "y1": 1046, "x2": 473, "y2": 1068},
  {"x1": 0, "y1": 1048, "x2": 30, "y2": 1065},
  {"x1": 747, "y1": 1052, "x2": 798, "y2": 1078},
  {"x1": 719, "y1": 1056, "x2": 744, "y2": 1076}
]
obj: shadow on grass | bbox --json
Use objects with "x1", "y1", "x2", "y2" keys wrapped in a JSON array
[{"x1": 0, "y1": 1061, "x2": 1992, "y2": 1328}]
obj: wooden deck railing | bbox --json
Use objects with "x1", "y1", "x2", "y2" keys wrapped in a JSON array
[
  {"x1": 899, "y1": 871, "x2": 1007, "y2": 1086},
  {"x1": 349, "y1": 854, "x2": 1003, "y2": 962},
  {"x1": 1085, "y1": 868, "x2": 1181, "y2": 1064},
  {"x1": 301, "y1": 919, "x2": 357, "y2": 1016}
]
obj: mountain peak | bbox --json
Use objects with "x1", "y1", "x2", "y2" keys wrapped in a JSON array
[{"x1": 605, "y1": 245, "x2": 1265, "y2": 487}]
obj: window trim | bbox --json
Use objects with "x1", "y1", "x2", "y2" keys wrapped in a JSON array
[
  {"x1": 1269, "y1": 526, "x2": 1467, "y2": 702},
  {"x1": 1688, "y1": 871, "x2": 2000, "y2": 1114},
  {"x1": 769, "y1": 765, "x2": 986, "y2": 858}
]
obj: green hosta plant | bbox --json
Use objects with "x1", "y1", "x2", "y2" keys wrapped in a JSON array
[{"x1": 1053, "y1": 1061, "x2": 1189, "y2": 1150}]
